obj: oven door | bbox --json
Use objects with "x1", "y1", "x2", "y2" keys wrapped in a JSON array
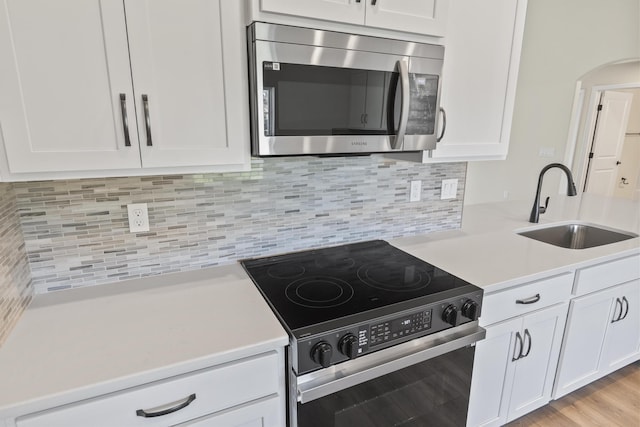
[
  {"x1": 290, "y1": 322, "x2": 485, "y2": 427},
  {"x1": 249, "y1": 31, "x2": 443, "y2": 156}
]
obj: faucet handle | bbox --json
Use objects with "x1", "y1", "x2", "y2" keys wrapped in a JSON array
[{"x1": 539, "y1": 196, "x2": 550, "y2": 214}]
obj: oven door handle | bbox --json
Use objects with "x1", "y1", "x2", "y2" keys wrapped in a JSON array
[{"x1": 296, "y1": 322, "x2": 486, "y2": 404}]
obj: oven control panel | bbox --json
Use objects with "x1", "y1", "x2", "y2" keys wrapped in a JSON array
[
  {"x1": 296, "y1": 291, "x2": 482, "y2": 375},
  {"x1": 369, "y1": 309, "x2": 432, "y2": 347}
]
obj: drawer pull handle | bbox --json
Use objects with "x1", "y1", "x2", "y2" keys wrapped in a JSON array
[
  {"x1": 136, "y1": 393, "x2": 196, "y2": 418},
  {"x1": 516, "y1": 294, "x2": 540, "y2": 305}
]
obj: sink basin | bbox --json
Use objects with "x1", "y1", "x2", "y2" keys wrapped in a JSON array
[{"x1": 517, "y1": 222, "x2": 638, "y2": 249}]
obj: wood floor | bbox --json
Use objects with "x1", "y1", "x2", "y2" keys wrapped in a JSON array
[{"x1": 506, "y1": 361, "x2": 640, "y2": 427}]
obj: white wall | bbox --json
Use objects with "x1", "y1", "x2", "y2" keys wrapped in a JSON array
[{"x1": 464, "y1": 0, "x2": 640, "y2": 205}]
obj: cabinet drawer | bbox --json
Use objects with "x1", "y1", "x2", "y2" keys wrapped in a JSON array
[
  {"x1": 17, "y1": 351, "x2": 280, "y2": 427},
  {"x1": 574, "y1": 255, "x2": 640, "y2": 296},
  {"x1": 480, "y1": 273, "x2": 573, "y2": 326}
]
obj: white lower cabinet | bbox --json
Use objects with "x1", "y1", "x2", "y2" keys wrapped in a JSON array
[
  {"x1": 14, "y1": 351, "x2": 285, "y2": 427},
  {"x1": 467, "y1": 303, "x2": 568, "y2": 427},
  {"x1": 553, "y1": 279, "x2": 640, "y2": 399},
  {"x1": 176, "y1": 395, "x2": 281, "y2": 427}
]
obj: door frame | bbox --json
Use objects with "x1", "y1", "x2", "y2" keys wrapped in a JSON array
[{"x1": 562, "y1": 82, "x2": 640, "y2": 194}]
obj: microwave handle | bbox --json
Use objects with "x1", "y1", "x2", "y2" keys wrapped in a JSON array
[
  {"x1": 392, "y1": 59, "x2": 410, "y2": 149},
  {"x1": 437, "y1": 107, "x2": 446, "y2": 142}
]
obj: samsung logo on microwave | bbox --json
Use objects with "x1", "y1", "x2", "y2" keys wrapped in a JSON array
[{"x1": 351, "y1": 141, "x2": 368, "y2": 146}]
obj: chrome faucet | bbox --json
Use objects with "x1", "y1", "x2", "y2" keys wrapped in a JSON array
[{"x1": 529, "y1": 163, "x2": 577, "y2": 223}]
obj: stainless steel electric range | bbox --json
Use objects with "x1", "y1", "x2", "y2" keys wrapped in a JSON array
[{"x1": 241, "y1": 240, "x2": 486, "y2": 427}]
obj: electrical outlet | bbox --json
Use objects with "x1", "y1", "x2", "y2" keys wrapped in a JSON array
[
  {"x1": 410, "y1": 180, "x2": 422, "y2": 202},
  {"x1": 127, "y1": 203, "x2": 149, "y2": 233},
  {"x1": 441, "y1": 179, "x2": 458, "y2": 200}
]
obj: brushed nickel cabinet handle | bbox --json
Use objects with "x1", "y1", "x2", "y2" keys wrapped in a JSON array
[
  {"x1": 620, "y1": 296, "x2": 629, "y2": 321},
  {"x1": 136, "y1": 393, "x2": 196, "y2": 418},
  {"x1": 611, "y1": 298, "x2": 622, "y2": 323},
  {"x1": 521, "y1": 329, "x2": 532, "y2": 358},
  {"x1": 512, "y1": 331, "x2": 523, "y2": 362},
  {"x1": 142, "y1": 94, "x2": 153, "y2": 146},
  {"x1": 119, "y1": 93, "x2": 131, "y2": 147}
]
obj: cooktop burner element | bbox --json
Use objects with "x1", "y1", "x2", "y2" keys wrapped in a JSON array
[
  {"x1": 285, "y1": 277, "x2": 355, "y2": 308},
  {"x1": 357, "y1": 261, "x2": 431, "y2": 292}
]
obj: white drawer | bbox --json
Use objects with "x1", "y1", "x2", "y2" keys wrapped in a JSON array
[
  {"x1": 480, "y1": 273, "x2": 574, "y2": 326},
  {"x1": 17, "y1": 351, "x2": 281, "y2": 427},
  {"x1": 574, "y1": 254, "x2": 640, "y2": 296}
]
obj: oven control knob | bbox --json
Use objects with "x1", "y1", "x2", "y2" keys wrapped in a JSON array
[
  {"x1": 338, "y1": 334, "x2": 359, "y2": 360},
  {"x1": 462, "y1": 300, "x2": 480, "y2": 321},
  {"x1": 442, "y1": 304, "x2": 459, "y2": 327},
  {"x1": 311, "y1": 342, "x2": 333, "y2": 368}
]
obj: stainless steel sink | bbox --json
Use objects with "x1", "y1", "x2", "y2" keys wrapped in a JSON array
[{"x1": 517, "y1": 222, "x2": 638, "y2": 249}]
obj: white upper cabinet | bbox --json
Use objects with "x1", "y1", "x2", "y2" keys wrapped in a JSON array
[
  {"x1": 0, "y1": 0, "x2": 249, "y2": 180},
  {"x1": 257, "y1": 0, "x2": 449, "y2": 37},
  {"x1": 365, "y1": 0, "x2": 448, "y2": 37},
  {"x1": 260, "y1": 0, "x2": 364, "y2": 26},
  {"x1": 432, "y1": 0, "x2": 525, "y2": 161},
  {"x1": 125, "y1": 0, "x2": 246, "y2": 169},
  {"x1": 0, "y1": 0, "x2": 141, "y2": 173}
]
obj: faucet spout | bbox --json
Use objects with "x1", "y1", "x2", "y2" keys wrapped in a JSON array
[{"x1": 529, "y1": 163, "x2": 577, "y2": 223}]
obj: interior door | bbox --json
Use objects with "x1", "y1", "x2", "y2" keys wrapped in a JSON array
[
  {"x1": 0, "y1": 0, "x2": 141, "y2": 173},
  {"x1": 584, "y1": 91, "x2": 633, "y2": 196}
]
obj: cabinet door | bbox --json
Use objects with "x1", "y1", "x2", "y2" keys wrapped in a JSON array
[
  {"x1": 467, "y1": 317, "x2": 521, "y2": 427},
  {"x1": 600, "y1": 280, "x2": 640, "y2": 373},
  {"x1": 125, "y1": 0, "x2": 246, "y2": 168},
  {"x1": 553, "y1": 286, "x2": 619, "y2": 399},
  {"x1": 507, "y1": 304, "x2": 568, "y2": 422},
  {"x1": 260, "y1": 0, "x2": 364, "y2": 25},
  {"x1": 429, "y1": 0, "x2": 526, "y2": 161},
  {"x1": 365, "y1": 0, "x2": 449, "y2": 37},
  {"x1": 177, "y1": 395, "x2": 282, "y2": 427},
  {"x1": 0, "y1": 0, "x2": 141, "y2": 173}
]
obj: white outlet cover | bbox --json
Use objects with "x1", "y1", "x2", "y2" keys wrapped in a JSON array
[
  {"x1": 127, "y1": 203, "x2": 150, "y2": 233},
  {"x1": 441, "y1": 179, "x2": 458, "y2": 200}
]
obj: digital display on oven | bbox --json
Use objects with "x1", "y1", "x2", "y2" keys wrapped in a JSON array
[{"x1": 369, "y1": 309, "x2": 432, "y2": 347}]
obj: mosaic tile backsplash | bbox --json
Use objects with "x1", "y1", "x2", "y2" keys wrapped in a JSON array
[
  {"x1": 13, "y1": 156, "x2": 466, "y2": 294},
  {"x1": 0, "y1": 183, "x2": 32, "y2": 346}
]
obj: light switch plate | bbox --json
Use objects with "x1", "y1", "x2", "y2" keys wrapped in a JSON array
[
  {"x1": 410, "y1": 180, "x2": 422, "y2": 202},
  {"x1": 441, "y1": 179, "x2": 458, "y2": 200}
]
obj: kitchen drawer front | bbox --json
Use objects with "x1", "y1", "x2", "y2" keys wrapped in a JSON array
[
  {"x1": 480, "y1": 273, "x2": 573, "y2": 326},
  {"x1": 574, "y1": 254, "x2": 640, "y2": 297},
  {"x1": 16, "y1": 351, "x2": 280, "y2": 427}
]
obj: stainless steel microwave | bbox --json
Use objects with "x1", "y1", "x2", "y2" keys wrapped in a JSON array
[{"x1": 247, "y1": 22, "x2": 445, "y2": 157}]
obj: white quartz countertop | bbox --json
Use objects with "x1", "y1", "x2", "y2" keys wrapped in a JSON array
[
  {"x1": 391, "y1": 194, "x2": 640, "y2": 293},
  {"x1": 0, "y1": 193, "x2": 638, "y2": 419},
  {"x1": 0, "y1": 264, "x2": 288, "y2": 418}
]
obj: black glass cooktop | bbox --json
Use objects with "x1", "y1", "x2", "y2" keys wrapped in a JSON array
[{"x1": 241, "y1": 240, "x2": 474, "y2": 332}]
